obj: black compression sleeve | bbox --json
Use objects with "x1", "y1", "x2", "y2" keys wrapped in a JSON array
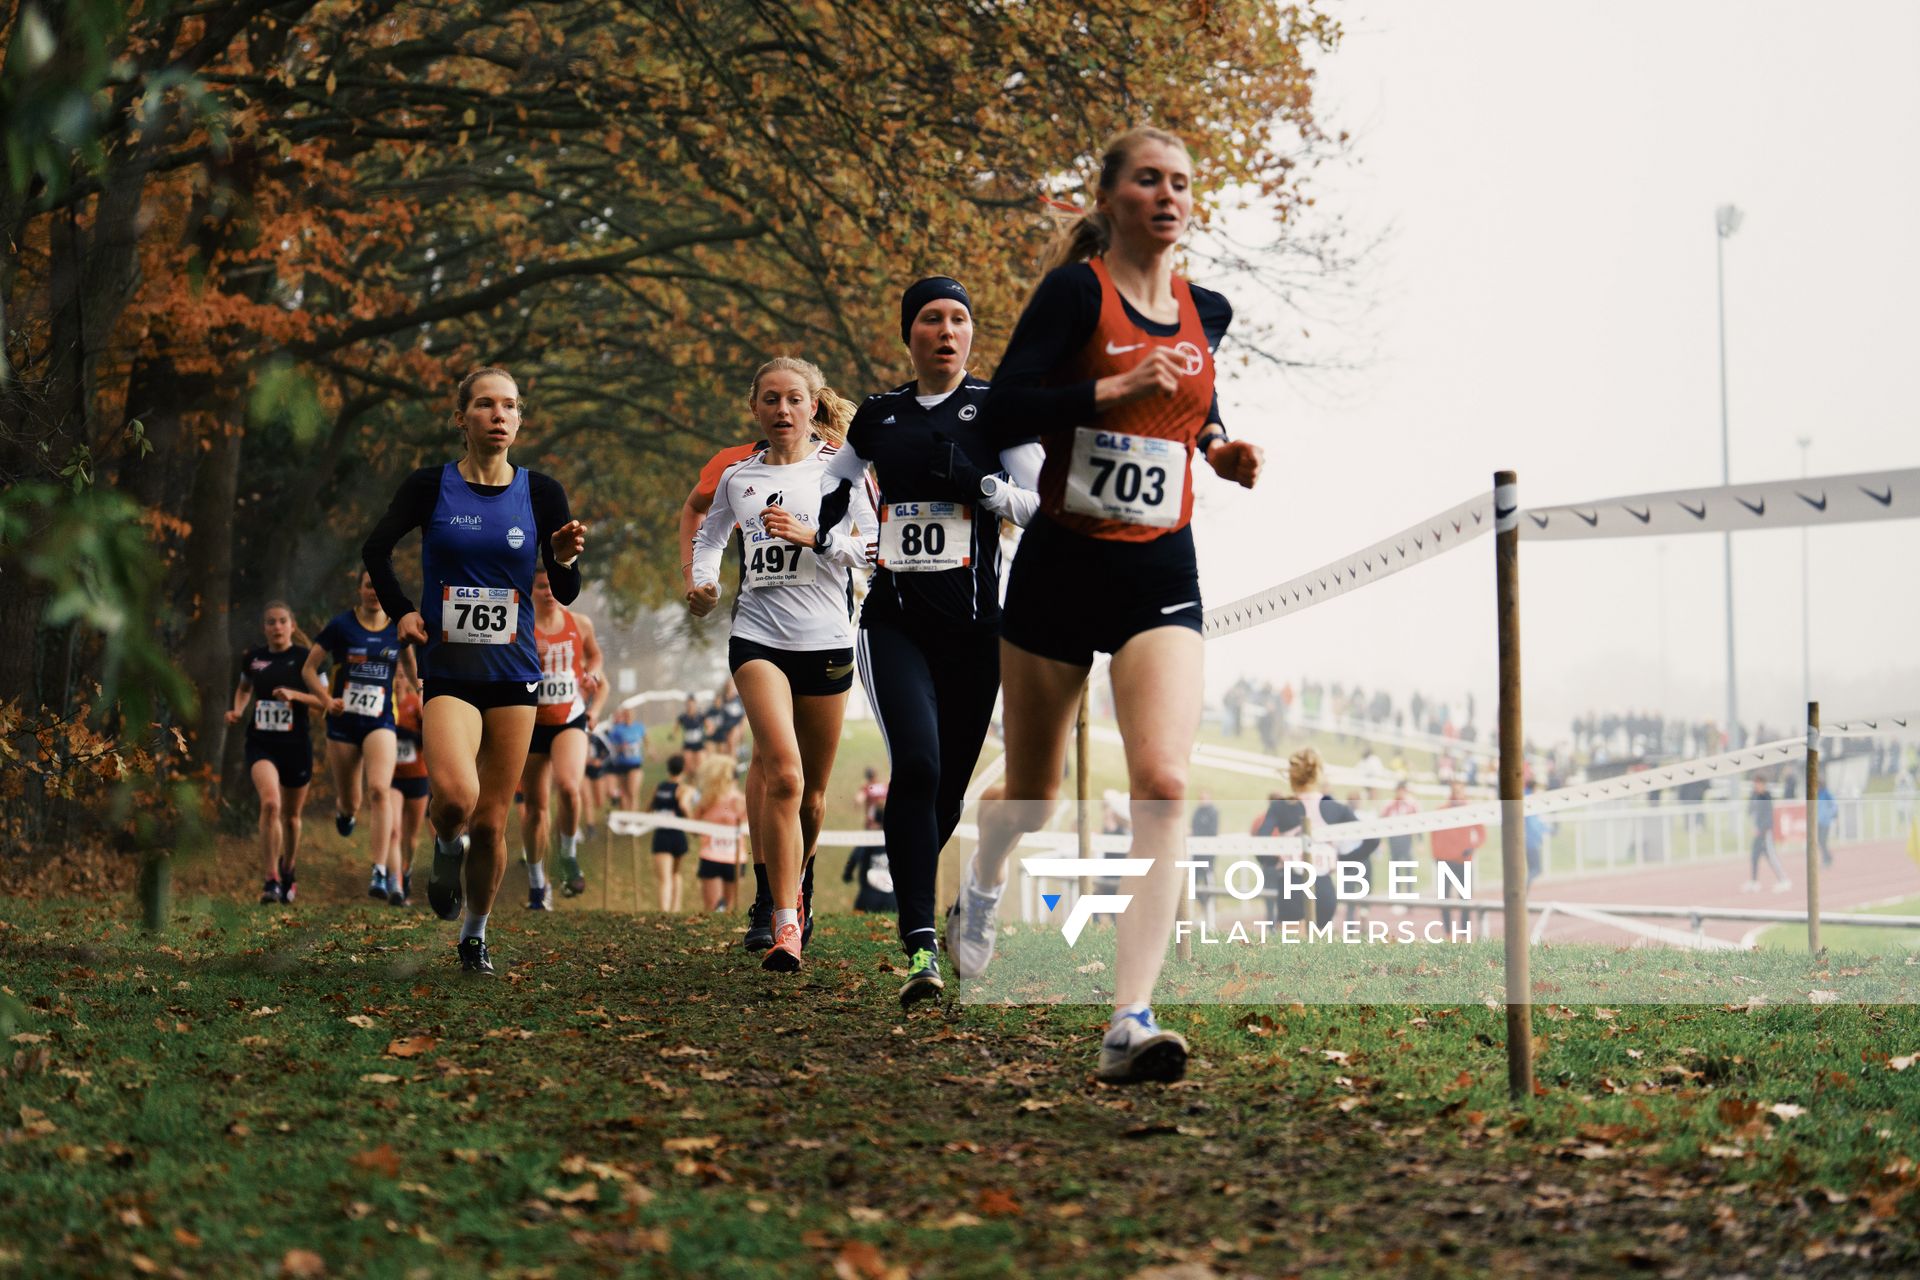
[
  {"x1": 982, "y1": 266, "x2": 1100, "y2": 445},
  {"x1": 362, "y1": 467, "x2": 440, "y2": 621},
  {"x1": 528, "y1": 472, "x2": 582, "y2": 605}
]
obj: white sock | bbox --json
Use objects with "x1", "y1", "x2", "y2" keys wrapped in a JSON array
[
  {"x1": 968, "y1": 858, "x2": 1005, "y2": 899},
  {"x1": 436, "y1": 833, "x2": 461, "y2": 857},
  {"x1": 527, "y1": 861, "x2": 548, "y2": 889},
  {"x1": 560, "y1": 830, "x2": 580, "y2": 859},
  {"x1": 461, "y1": 912, "x2": 488, "y2": 942},
  {"x1": 773, "y1": 907, "x2": 798, "y2": 933}
]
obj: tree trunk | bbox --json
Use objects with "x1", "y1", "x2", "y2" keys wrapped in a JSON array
[{"x1": 179, "y1": 418, "x2": 245, "y2": 794}]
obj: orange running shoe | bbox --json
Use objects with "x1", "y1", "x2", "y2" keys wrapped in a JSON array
[{"x1": 761, "y1": 921, "x2": 803, "y2": 972}]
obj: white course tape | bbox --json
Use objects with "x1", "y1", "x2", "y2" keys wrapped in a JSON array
[
  {"x1": 1203, "y1": 491, "x2": 1495, "y2": 638},
  {"x1": 1822, "y1": 712, "x2": 1920, "y2": 739},
  {"x1": 1519, "y1": 467, "x2": 1920, "y2": 541}
]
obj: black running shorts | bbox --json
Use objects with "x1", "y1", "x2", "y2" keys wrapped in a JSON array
[
  {"x1": 245, "y1": 737, "x2": 313, "y2": 790},
  {"x1": 529, "y1": 712, "x2": 589, "y2": 757},
  {"x1": 727, "y1": 637, "x2": 855, "y2": 697},
  {"x1": 1001, "y1": 517, "x2": 1203, "y2": 667},
  {"x1": 424, "y1": 676, "x2": 539, "y2": 711}
]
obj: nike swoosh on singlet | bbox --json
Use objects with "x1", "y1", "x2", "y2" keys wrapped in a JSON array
[
  {"x1": 825, "y1": 662, "x2": 854, "y2": 680},
  {"x1": 525, "y1": 681, "x2": 539, "y2": 692},
  {"x1": 1105, "y1": 341, "x2": 1147, "y2": 355},
  {"x1": 1160, "y1": 601, "x2": 1199, "y2": 614}
]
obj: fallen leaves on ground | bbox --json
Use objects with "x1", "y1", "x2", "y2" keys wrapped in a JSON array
[{"x1": 384, "y1": 1036, "x2": 437, "y2": 1058}]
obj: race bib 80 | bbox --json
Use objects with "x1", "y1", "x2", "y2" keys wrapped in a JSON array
[
  {"x1": 742, "y1": 530, "x2": 816, "y2": 589},
  {"x1": 253, "y1": 700, "x2": 293, "y2": 733},
  {"x1": 341, "y1": 682, "x2": 386, "y2": 718},
  {"x1": 1062, "y1": 428, "x2": 1185, "y2": 528},
  {"x1": 442, "y1": 586, "x2": 518, "y2": 645},
  {"x1": 877, "y1": 501, "x2": 971, "y2": 572},
  {"x1": 395, "y1": 738, "x2": 420, "y2": 765}
]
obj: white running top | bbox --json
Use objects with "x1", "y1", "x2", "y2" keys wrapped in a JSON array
[{"x1": 692, "y1": 441, "x2": 877, "y2": 650}]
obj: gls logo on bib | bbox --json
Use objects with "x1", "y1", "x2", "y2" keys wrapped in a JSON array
[{"x1": 506, "y1": 526, "x2": 527, "y2": 549}]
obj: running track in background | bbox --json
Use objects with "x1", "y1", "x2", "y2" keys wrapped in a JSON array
[{"x1": 1464, "y1": 839, "x2": 1920, "y2": 948}]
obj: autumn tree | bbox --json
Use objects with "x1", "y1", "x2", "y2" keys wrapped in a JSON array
[{"x1": 2, "y1": 0, "x2": 1345, "y2": 854}]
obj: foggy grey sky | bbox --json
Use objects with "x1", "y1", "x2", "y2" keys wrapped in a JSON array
[{"x1": 1194, "y1": 0, "x2": 1920, "y2": 743}]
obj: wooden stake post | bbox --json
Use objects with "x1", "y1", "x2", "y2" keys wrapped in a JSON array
[
  {"x1": 1076, "y1": 684, "x2": 1093, "y2": 902},
  {"x1": 1494, "y1": 470, "x2": 1534, "y2": 1100},
  {"x1": 1806, "y1": 701, "x2": 1821, "y2": 954}
]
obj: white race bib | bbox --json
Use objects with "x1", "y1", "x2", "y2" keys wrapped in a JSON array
[
  {"x1": 1062, "y1": 428, "x2": 1185, "y2": 528},
  {"x1": 253, "y1": 700, "x2": 293, "y2": 733},
  {"x1": 538, "y1": 671, "x2": 578, "y2": 707},
  {"x1": 742, "y1": 531, "x2": 816, "y2": 589},
  {"x1": 442, "y1": 586, "x2": 518, "y2": 645},
  {"x1": 341, "y1": 682, "x2": 386, "y2": 718},
  {"x1": 395, "y1": 738, "x2": 419, "y2": 765},
  {"x1": 877, "y1": 501, "x2": 971, "y2": 572}
]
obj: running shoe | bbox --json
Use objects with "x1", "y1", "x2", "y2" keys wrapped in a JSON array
[
  {"x1": 899, "y1": 948, "x2": 944, "y2": 1009},
  {"x1": 1772, "y1": 878, "x2": 1793, "y2": 894},
  {"x1": 743, "y1": 892, "x2": 774, "y2": 953},
  {"x1": 457, "y1": 937, "x2": 494, "y2": 976},
  {"x1": 761, "y1": 921, "x2": 803, "y2": 973},
  {"x1": 280, "y1": 876, "x2": 298, "y2": 905},
  {"x1": 335, "y1": 811, "x2": 356, "y2": 838},
  {"x1": 945, "y1": 859, "x2": 1002, "y2": 979},
  {"x1": 560, "y1": 852, "x2": 585, "y2": 897},
  {"x1": 386, "y1": 888, "x2": 407, "y2": 908},
  {"x1": 428, "y1": 833, "x2": 469, "y2": 922},
  {"x1": 367, "y1": 866, "x2": 388, "y2": 899},
  {"x1": 527, "y1": 884, "x2": 552, "y2": 912},
  {"x1": 402, "y1": 871, "x2": 412, "y2": 899},
  {"x1": 260, "y1": 879, "x2": 282, "y2": 905},
  {"x1": 1096, "y1": 1008, "x2": 1190, "y2": 1085}
]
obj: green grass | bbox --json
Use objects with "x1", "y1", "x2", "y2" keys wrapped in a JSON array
[
  {"x1": 1757, "y1": 894, "x2": 1920, "y2": 955},
  {"x1": 3, "y1": 889, "x2": 1919, "y2": 1277}
]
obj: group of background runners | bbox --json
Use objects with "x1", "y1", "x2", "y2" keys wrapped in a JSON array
[{"x1": 233, "y1": 124, "x2": 1265, "y2": 1085}]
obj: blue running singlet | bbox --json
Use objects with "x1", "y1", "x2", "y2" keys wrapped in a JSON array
[
  {"x1": 314, "y1": 610, "x2": 404, "y2": 726},
  {"x1": 420, "y1": 462, "x2": 541, "y2": 684}
]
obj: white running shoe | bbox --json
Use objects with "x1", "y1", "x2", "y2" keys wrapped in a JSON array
[
  {"x1": 1740, "y1": 880, "x2": 1761, "y2": 893},
  {"x1": 1772, "y1": 878, "x2": 1793, "y2": 894},
  {"x1": 944, "y1": 858, "x2": 1003, "y2": 980},
  {"x1": 1096, "y1": 1008, "x2": 1189, "y2": 1085}
]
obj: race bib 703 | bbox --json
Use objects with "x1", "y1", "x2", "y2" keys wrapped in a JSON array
[{"x1": 1062, "y1": 428, "x2": 1185, "y2": 528}]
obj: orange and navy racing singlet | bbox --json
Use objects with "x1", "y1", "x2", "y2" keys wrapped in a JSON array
[
  {"x1": 1036, "y1": 257, "x2": 1216, "y2": 543},
  {"x1": 534, "y1": 608, "x2": 587, "y2": 726},
  {"x1": 392, "y1": 689, "x2": 429, "y2": 781}
]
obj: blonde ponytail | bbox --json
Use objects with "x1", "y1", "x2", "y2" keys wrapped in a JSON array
[
  {"x1": 1288, "y1": 747, "x2": 1323, "y2": 795},
  {"x1": 749, "y1": 356, "x2": 852, "y2": 446},
  {"x1": 1037, "y1": 125, "x2": 1192, "y2": 275}
]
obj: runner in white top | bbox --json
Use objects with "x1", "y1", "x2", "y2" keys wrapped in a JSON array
[
  {"x1": 688, "y1": 355, "x2": 875, "y2": 973},
  {"x1": 692, "y1": 447, "x2": 877, "y2": 652}
]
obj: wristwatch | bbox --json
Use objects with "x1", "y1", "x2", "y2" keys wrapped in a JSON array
[
  {"x1": 813, "y1": 527, "x2": 832, "y2": 553},
  {"x1": 978, "y1": 474, "x2": 1003, "y2": 505}
]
